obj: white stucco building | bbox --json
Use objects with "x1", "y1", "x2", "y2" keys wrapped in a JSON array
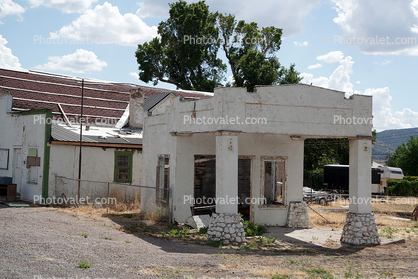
[
  {"x1": 0, "y1": 68, "x2": 145, "y2": 202},
  {"x1": 140, "y1": 84, "x2": 380, "y2": 245},
  {"x1": 0, "y1": 94, "x2": 143, "y2": 201},
  {"x1": 0, "y1": 67, "x2": 217, "y2": 203}
]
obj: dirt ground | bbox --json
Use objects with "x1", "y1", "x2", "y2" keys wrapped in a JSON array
[{"x1": 1, "y1": 204, "x2": 418, "y2": 279}]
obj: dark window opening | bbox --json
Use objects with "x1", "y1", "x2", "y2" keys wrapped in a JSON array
[
  {"x1": 263, "y1": 160, "x2": 285, "y2": 205},
  {"x1": 156, "y1": 156, "x2": 169, "y2": 204},
  {"x1": 193, "y1": 155, "x2": 251, "y2": 219}
]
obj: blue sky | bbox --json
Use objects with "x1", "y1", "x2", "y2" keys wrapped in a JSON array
[{"x1": 1, "y1": 0, "x2": 417, "y2": 131}]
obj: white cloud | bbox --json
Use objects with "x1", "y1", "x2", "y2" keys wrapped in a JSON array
[
  {"x1": 307, "y1": 63, "x2": 322, "y2": 69},
  {"x1": 331, "y1": 0, "x2": 418, "y2": 55},
  {"x1": 0, "y1": 0, "x2": 25, "y2": 23},
  {"x1": 302, "y1": 51, "x2": 418, "y2": 130},
  {"x1": 136, "y1": 0, "x2": 320, "y2": 37},
  {"x1": 35, "y1": 49, "x2": 107, "y2": 73},
  {"x1": 413, "y1": 0, "x2": 418, "y2": 17},
  {"x1": 294, "y1": 41, "x2": 308, "y2": 46},
  {"x1": 316, "y1": 51, "x2": 344, "y2": 63},
  {"x1": 374, "y1": 60, "x2": 391, "y2": 66},
  {"x1": 28, "y1": 0, "x2": 97, "y2": 13},
  {"x1": 364, "y1": 88, "x2": 415, "y2": 131},
  {"x1": 302, "y1": 51, "x2": 355, "y2": 94},
  {"x1": 130, "y1": 72, "x2": 139, "y2": 79},
  {"x1": 395, "y1": 108, "x2": 418, "y2": 127},
  {"x1": 49, "y1": 2, "x2": 158, "y2": 46},
  {"x1": 0, "y1": 34, "x2": 21, "y2": 69},
  {"x1": 136, "y1": 0, "x2": 169, "y2": 18}
]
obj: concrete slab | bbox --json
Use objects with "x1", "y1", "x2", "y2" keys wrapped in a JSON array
[
  {"x1": 186, "y1": 215, "x2": 211, "y2": 229},
  {"x1": 263, "y1": 226, "x2": 405, "y2": 248}
]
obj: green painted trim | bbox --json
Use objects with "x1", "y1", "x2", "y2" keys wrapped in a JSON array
[
  {"x1": 42, "y1": 110, "x2": 52, "y2": 199},
  {"x1": 21, "y1": 108, "x2": 49, "y2": 116},
  {"x1": 114, "y1": 151, "x2": 133, "y2": 183}
]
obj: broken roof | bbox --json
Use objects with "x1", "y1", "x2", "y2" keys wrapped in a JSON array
[
  {"x1": 51, "y1": 122, "x2": 143, "y2": 146},
  {"x1": 0, "y1": 67, "x2": 213, "y2": 124}
]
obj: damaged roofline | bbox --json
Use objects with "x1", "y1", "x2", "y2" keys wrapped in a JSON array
[{"x1": 50, "y1": 140, "x2": 142, "y2": 149}]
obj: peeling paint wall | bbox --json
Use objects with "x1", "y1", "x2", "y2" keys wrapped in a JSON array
[
  {"x1": 0, "y1": 94, "x2": 46, "y2": 200},
  {"x1": 129, "y1": 88, "x2": 144, "y2": 128},
  {"x1": 49, "y1": 145, "x2": 142, "y2": 200},
  {"x1": 150, "y1": 94, "x2": 175, "y2": 116},
  {"x1": 141, "y1": 85, "x2": 373, "y2": 225}
]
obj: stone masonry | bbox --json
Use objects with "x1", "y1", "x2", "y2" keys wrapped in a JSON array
[
  {"x1": 340, "y1": 212, "x2": 381, "y2": 245},
  {"x1": 286, "y1": 201, "x2": 310, "y2": 228},
  {"x1": 206, "y1": 213, "x2": 246, "y2": 245}
]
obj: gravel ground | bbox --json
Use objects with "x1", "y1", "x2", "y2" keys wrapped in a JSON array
[
  {"x1": 0, "y1": 205, "x2": 228, "y2": 279},
  {"x1": 2, "y1": 205, "x2": 418, "y2": 279}
]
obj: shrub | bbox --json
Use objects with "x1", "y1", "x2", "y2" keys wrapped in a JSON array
[
  {"x1": 304, "y1": 169, "x2": 324, "y2": 190},
  {"x1": 387, "y1": 178, "x2": 418, "y2": 196},
  {"x1": 199, "y1": 227, "x2": 208, "y2": 235},
  {"x1": 242, "y1": 220, "x2": 267, "y2": 236}
]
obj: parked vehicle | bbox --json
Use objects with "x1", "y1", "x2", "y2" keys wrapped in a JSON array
[
  {"x1": 303, "y1": 187, "x2": 336, "y2": 206},
  {"x1": 323, "y1": 164, "x2": 404, "y2": 194}
]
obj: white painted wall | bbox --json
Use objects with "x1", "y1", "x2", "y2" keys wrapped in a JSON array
[
  {"x1": 49, "y1": 144, "x2": 142, "y2": 201},
  {"x1": 167, "y1": 85, "x2": 372, "y2": 137},
  {"x1": 141, "y1": 85, "x2": 373, "y2": 225},
  {"x1": 142, "y1": 130, "x2": 304, "y2": 225},
  {"x1": 150, "y1": 94, "x2": 175, "y2": 116},
  {"x1": 0, "y1": 94, "x2": 46, "y2": 200}
]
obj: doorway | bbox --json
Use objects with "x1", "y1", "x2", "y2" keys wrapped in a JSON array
[
  {"x1": 193, "y1": 155, "x2": 252, "y2": 219},
  {"x1": 12, "y1": 148, "x2": 22, "y2": 193}
]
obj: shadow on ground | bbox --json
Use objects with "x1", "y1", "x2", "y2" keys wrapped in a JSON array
[{"x1": 103, "y1": 212, "x2": 405, "y2": 257}]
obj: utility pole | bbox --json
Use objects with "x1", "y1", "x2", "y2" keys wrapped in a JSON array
[{"x1": 77, "y1": 79, "x2": 84, "y2": 203}]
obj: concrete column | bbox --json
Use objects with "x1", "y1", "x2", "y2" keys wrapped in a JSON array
[
  {"x1": 341, "y1": 136, "x2": 380, "y2": 245},
  {"x1": 349, "y1": 138, "x2": 372, "y2": 213},
  {"x1": 207, "y1": 131, "x2": 245, "y2": 245},
  {"x1": 215, "y1": 131, "x2": 239, "y2": 214},
  {"x1": 173, "y1": 134, "x2": 194, "y2": 223}
]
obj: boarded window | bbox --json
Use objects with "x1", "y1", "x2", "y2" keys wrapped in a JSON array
[
  {"x1": 263, "y1": 160, "x2": 285, "y2": 205},
  {"x1": 27, "y1": 148, "x2": 39, "y2": 183},
  {"x1": 156, "y1": 156, "x2": 169, "y2": 204},
  {"x1": 114, "y1": 151, "x2": 133, "y2": 183}
]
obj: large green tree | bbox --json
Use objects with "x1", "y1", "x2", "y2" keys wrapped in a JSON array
[
  {"x1": 135, "y1": 0, "x2": 225, "y2": 91},
  {"x1": 304, "y1": 138, "x2": 350, "y2": 172},
  {"x1": 387, "y1": 136, "x2": 418, "y2": 176},
  {"x1": 135, "y1": 1, "x2": 301, "y2": 92},
  {"x1": 218, "y1": 14, "x2": 301, "y2": 91}
]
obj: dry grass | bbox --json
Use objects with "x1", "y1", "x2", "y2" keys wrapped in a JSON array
[
  {"x1": 252, "y1": 266, "x2": 296, "y2": 277},
  {"x1": 308, "y1": 199, "x2": 418, "y2": 240},
  {"x1": 310, "y1": 197, "x2": 417, "y2": 212},
  {"x1": 52, "y1": 189, "x2": 167, "y2": 225},
  {"x1": 308, "y1": 209, "x2": 347, "y2": 228},
  {"x1": 107, "y1": 188, "x2": 141, "y2": 212},
  {"x1": 309, "y1": 208, "x2": 416, "y2": 229}
]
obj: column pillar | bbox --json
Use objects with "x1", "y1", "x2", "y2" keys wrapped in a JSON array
[
  {"x1": 207, "y1": 131, "x2": 245, "y2": 245},
  {"x1": 215, "y1": 131, "x2": 239, "y2": 214},
  {"x1": 341, "y1": 136, "x2": 381, "y2": 245}
]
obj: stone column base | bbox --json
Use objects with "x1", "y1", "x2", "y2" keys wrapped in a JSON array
[
  {"x1": 206, "y1": 213, "x2": 246, "y2": 245},
  {"x1": 286, "y1": 201, "x2": 311, "y2": 228},
  {"x1": 340, "y1": 212, "x2": 381, "y2": 245}
]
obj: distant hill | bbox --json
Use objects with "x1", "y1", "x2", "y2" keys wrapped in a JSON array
[{"x1": 372, "y1": 127, "x2": 418, "y2": 162}]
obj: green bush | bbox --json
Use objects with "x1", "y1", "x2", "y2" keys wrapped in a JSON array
[
  {"x1": 199, "y1": 227, "x2": 208, "y2": 235},
  {"x1": 242, "y1": 220, "x2": 267, "y2": 236},
  {"x1": 304, "y1": 169, "x2": 324, "y2": 190},
  {"x1": 403, "y1": 176, "x2": 418, "y2": 181},
  {"x1": 387, "y1": 178, "x2": 418, "y2": 196}
]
